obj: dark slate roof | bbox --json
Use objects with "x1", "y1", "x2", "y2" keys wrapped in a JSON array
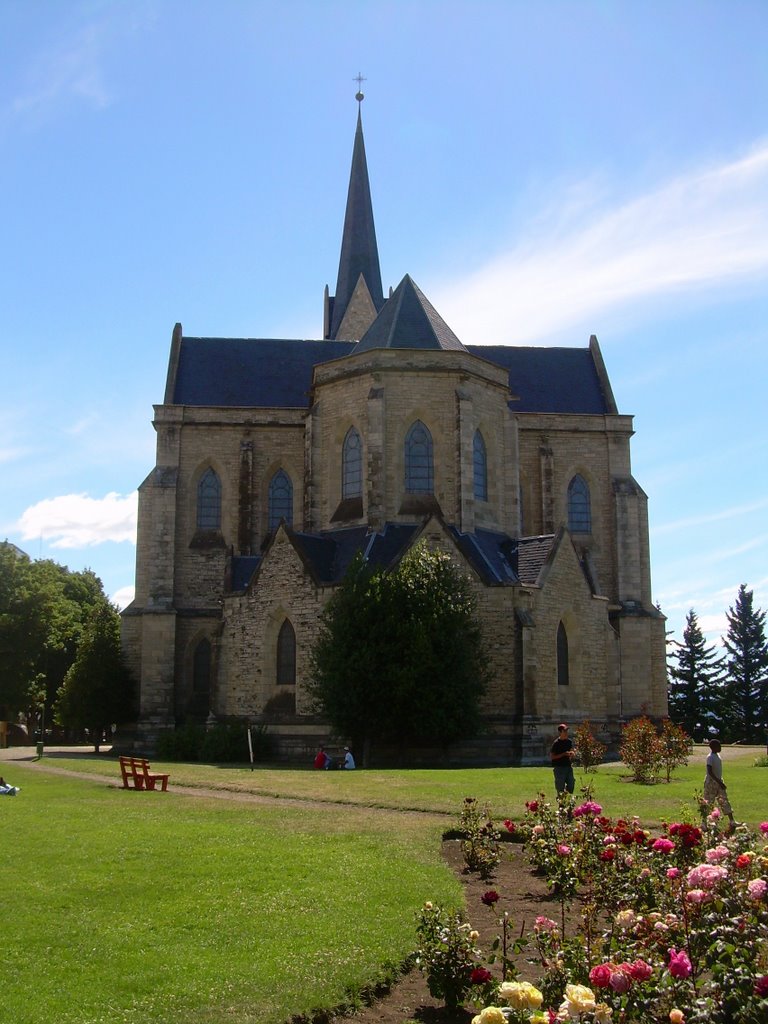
[
  {"x1": 172, "y1": 337, "x2": 353, "y2": 407},
  {"x1": 170, "y1": 337, "x2": 611, "y2": 415},
  {"x1": 289, "y1": 523, "x2": 421, "y2": 584},
  {"x1": 353, "y1": 275, "x2": 467, "y2": 354},
  {"x1": 467, "y1": 345, "x2": 608, "y2": 414},
  {"x1": 230, "y1": 555, "x2": 261, "y2": 591},
  {"x1": 329, "y1": 109, "x2": 384, "y2": 338}
]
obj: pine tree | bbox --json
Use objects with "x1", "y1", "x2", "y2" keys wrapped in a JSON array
[
  {"x1": 721, "y1": 585, "x2": 768, "y2": 743},
  {"x1": 667, "y1": 609, "x2": 725, "y2": 739}
]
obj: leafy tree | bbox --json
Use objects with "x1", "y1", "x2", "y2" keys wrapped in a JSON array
[
  {"x1": 572, "y1": 720, "x2": 606, "y2": 773},
  {"x1": 658, "y1": 718, "x2": 693, "y2": 782},
  {"x1": 55, "y1": 603, "x2": 135, "y2": 751},
  {"x1": 308, "y1": 543, "x2": 489, "y2": 765},
  {"x1": 0, "y1": 543, "x2": 107, "y2": 731},
  {"x1": 721, "y1": 584, "x2": 768, "y2": 742},
  {"x1": 667, "y1": 609, "x2": 725, "y2": 739}
]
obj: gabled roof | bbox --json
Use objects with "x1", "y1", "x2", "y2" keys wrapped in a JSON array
[
  {"x1": 327, "y1": 109, "x2": 384, "y2": 339},
  {"x1": 467, "y1": 345, "x2": 609, "y2": 414},
  {"x1": 171, "y1": 337, "x2": 353, "y2": 407},
  {"x1": 353, "y1": 274, "x2": 467, "y2": 354},
  {"x1": 169, "y1": 334, "x2": 613, "y2": 415}
]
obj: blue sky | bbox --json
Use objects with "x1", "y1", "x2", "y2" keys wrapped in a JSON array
[{"x1": 1, "y1": 1, "x2": 766, "y2": 651}]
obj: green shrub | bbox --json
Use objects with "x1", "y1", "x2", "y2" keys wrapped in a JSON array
[{"x1": 156, "y1": 723, "x2": 274, "y2": 763}]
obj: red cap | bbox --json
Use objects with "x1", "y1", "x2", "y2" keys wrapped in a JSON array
[{"x1": 558, "y1": 723, "x2": 568, "y2": 731}]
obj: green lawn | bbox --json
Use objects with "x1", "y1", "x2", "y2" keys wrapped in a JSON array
[
  {"x1": 0, "y1": 769, "x2": 458, "y2": 1024},
  {"x1": 3, "y1": 747, "x2": 765, "y2": 1024},
  {"x1": 34, "y1": 743, "x2": 768, "y2": 826}
]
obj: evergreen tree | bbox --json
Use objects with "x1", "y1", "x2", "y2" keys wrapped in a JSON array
[
  {"x1": 667, "y1": 609, "x2": 725, "y2": 739},
  {"x1": 721, "y1": 584, "x2": 768, "y2": 742},
  {"x1": 308, "y1": 543, "x2": 489, "y2": 765},
  {"x1": 55, "y1": 603, "x2": 135, "y2": 751}
]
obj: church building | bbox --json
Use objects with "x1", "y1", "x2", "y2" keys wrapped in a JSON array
[{"x1": 122, "y1": 99, "x2": 667, "y2": 764}]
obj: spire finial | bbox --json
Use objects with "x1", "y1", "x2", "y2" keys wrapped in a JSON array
[{"x1": 354, "y1": 72, "x2": 366, "y2": 105}]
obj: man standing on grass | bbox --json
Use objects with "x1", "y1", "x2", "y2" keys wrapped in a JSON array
[
  {"x1": 703, "y1": 738, "x2": 737, "y2": 833},
  {"x1": 550, "y1": 723, "x2": 575, "y2": 795}
]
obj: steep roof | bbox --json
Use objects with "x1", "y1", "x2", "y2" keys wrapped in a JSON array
[
  {"x1": 352, "y1": 274, "x2": 467, "y2": 354},
  {"x1": 327, "y1": 109, "x2": 384, "y2": 339},
  {"x1": 169, "y1": 334, "x2": 612, "y2": 414}
]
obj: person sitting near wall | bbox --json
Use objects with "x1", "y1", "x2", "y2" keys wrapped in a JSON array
[
  {"x1": 313, "y1": 746, "x2": 330, "y2": 770},
  {"x1": 342, "y1": 746, "x2": 356, "y2": 770},
  {"x1": 0, "y1": 776, "x2": 20, "y2": 796}
]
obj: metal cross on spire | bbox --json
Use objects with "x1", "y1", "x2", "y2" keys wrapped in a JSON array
[{"x1": 354, "y1": 72, "x2": 366, "y2": 104}]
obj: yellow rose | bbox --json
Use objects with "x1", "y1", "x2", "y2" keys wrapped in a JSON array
[
  {"x1": 561, "y1": 983, "x2": 596, "y2": 1015},
  {"x1": 669, "y1": 1011, "x2": 685, "y2": 1024},
  {"x1": 499, "y1": 980, "x2": 544, "y2": 1010},
  {"x1": 477, "y1": 1008, "x2": 506, "y2": 1024},
  {"x1": 594, "y1": 1003, "x2": 613, "y2": 1022}
]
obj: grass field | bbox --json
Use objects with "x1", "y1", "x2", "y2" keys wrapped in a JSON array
[
  {"x1": 27, "y1": 743, "x2": 768, "y2": 825},
  {"x1": 2, "y1": 747, "x2": 766, "y2": 1024}
]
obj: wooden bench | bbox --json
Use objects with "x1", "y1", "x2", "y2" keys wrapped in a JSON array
[{"x1": 119, "y1": 756, "x2": 169, "y2": 792}]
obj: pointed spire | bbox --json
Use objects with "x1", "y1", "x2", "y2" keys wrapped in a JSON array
[
  {"x1": 326, "y1": 99, "x2": 384, "y2": 339},
  {"x1": 352, "y1": 275, "x2": 467, "y2": 354}
]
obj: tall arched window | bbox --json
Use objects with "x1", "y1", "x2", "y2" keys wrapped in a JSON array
[
  {"x1": 404, "y1": 420, "x2": 433, "y2": 494},
  {"x1": 276, "y1": 619, "x2": 296, "y2": 685},
  {"x1": 342, "y1": 427, "x2": 362, "y2": 498},
  {"x1": 197, "y1": 468, "x2": 221, "y2": 529},
  {"x1": 268, "y1": 470, "x2": 293, "y2": 530},
  {"x1": 473, "y1": 429, "x2": 488, "y2": 501},
  {"x1": 190, "y1": 638, "x2": 211, "y2": 718},
  {"x1": 567, "y1": 474, "x2": 591, "y2": 533},
  {"x1": 557, "y1": 622, "x2": 570, "y2": 687}
]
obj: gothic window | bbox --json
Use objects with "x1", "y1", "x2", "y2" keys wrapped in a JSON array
[
  {"x1": 567, "y1": 474, "x2": 591, "y2": 533},
  {"x1": 342, "y1": 427, "x2": 363, "y2": 498},
  {"x1": 197, "y1": 468, "x2": 221, "y2": 529},
  {"x1": 268, "y1": 470, "x2": 293, "y2": 530},
  {"x1": 473, "y1": 429, "x2": 488, "y2": 501},
  {"x1": 190, "y1": 638, "x2": 211, "y2": 718},
  {"x1": 404, "y1": 420, "x2": 433, "y2": 494},
  {"x1": 557, "y1": 622, "x2": 569, "y2": 687},
  {"x1": 276, "y1": 619, "x2": 296, "y2": 685}
]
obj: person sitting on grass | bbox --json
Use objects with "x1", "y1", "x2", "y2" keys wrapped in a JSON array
[
  {"x1": 342, "y1": 746, "x2": 356, "y2": 770},
  {"x1": 0, "y1": 776, "x2": 20, "y2": 796}
]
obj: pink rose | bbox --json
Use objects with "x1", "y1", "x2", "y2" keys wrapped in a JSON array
[
  {"x1": 685, "y1": 888, "x2": 709, "y2": 905},
  {"x1": 667, "y1": 867, "x2": 681, "y2": 880},
  {"x1": 708, "y1": 808, "x2": 722, "y2": 821},
  {"x1": 687, "y1": 863, "x2": 728, "y2": 890},
  {"x1": 557, "y1": 844, "x2": 571, "y2": 856},
  {"x1": 610, "y1": 967, "x2": 633, "y2": 994},
  {"x1": 653, "y1": 838, "x2": 675, "y2": 854},
  {"x1": 759, "y1": 822, "x2": 768, "y2": 835},
  {"x1": 589, "y1": 964, "x2": 613, "y2": 988},
  {"x1": 705, "y1": 846, "x2": 729, "y2": 863},
  {"x1": 668, "y1": 948, "x2": 692, "y2": 979},
  {"x1": 628, "y1": 959, "x2": 653, "y2": 982},
  {"x1": 534, "y1": 915, "x2": 558, "y2": 933},
  {"x1": 747, "y1": 878, "x2": 767, "y2": 901}
]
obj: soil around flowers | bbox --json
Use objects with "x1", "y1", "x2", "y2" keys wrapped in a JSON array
[{"x1": 327, "y1": 838, "x2": 568, "y2": 1024}]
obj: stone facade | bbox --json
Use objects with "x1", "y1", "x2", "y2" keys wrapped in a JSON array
[{"x1": 122, "y1": 108, "x2": 667, "y2": 764}]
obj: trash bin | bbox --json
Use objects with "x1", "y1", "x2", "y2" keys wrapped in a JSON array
[{"x1": 36, "y1": 741, "x2": 44, "y2": 758}]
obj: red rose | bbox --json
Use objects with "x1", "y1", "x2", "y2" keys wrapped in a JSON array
[
  {"x1": 470, "y1": 967, "x2": 492, "y2": 984},
  {"x1": 481, "y1": 890, "x2": 500, "y2": 906},
  {"x1": 589, "y1": 963, "x2": 613, "y2": 988}
]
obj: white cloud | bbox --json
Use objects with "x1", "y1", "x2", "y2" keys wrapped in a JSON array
[
  {"x1": 11, "y1": 26, "x2": 113, "y2": 119},
  {"x1": 111, "y1": 585, "x2": 135, "y2": 610},
  {"x1": 653, "y1": 497, "x2": 768, "y2": 535},
  {"x1": 16, "y1": 492, "x2": 138, "y2": 549},
  {"x1": 433, "y1": 143, "x2": 768, "y2": 345}
]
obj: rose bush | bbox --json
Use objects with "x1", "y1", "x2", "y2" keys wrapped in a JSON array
[{"x1": 424, "y1": 805, "x2": 768, "y2": 1022}]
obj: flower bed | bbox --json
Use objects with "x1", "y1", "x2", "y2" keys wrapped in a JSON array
[{"x1": 416, "y1": 796, "x2": 768, "y2": 1023}]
